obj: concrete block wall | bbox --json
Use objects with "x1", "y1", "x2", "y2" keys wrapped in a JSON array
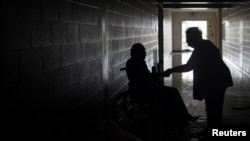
[
  {"x1": 222, "y1": 1, "x2": 250, "y2": 102},
  {"x1": 222, "y1": 1, "x2": 250, "y2": 73},
  {"x1": 2, "y1": 0, "x2": 158, "y2": 120}
]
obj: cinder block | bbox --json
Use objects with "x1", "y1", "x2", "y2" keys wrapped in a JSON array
[
  {"x1": 0, "y1": 0, "x2": 18, "y2": 19},
  {"x1": 79, "y1": 62, "x2": 87, "y2": 81},
  {"x1": 1, "y1": 20, "x2": 31, "y2": 52},
  {"x1": 111, "y1": 39, "x2": 124, "y2": 53},
  {"x1": 82, "y1": 6, "x2": 95, "y2": 24},
  {"x1": 20, "y1": 49, "x2": 43, "y2": 78},
  {"x1": 60, "y1": 0, "x2": 73, "y2": 23},
  {"x1": 107, "y1": 12, "x2": 123, "y2": 26},
  {"x1": 134, "y1": 17, "x2": 142, "y2": 28},
  {"x1": 110, "y1": 52, "x2": 122, "y2": 67},
  {"x1": 19, "y1": 76, "x2": 37, "y2": 105},
  {"x1": 19, "y1": 0, "x2": 41, "y2": 21},
  {"x1": 74, "y1": 4, "x2": 99, "y2": 24},
  {"x1": 134, "y1": 27, "x2": 142, "y2": 37},
  {"x1": 93, "y1": 41, "x2": 102, "y2": 58},
  {"x1": 85, "y1": 42, "x2": 94, "y2": 60},
  {"x1": 41, "y1": 0, "x2": 59, "y2": 22},
  {"x1": 86, "y1": 76, "x2": 95, "y2": 94},
  {"x1": 124, "y1": 16, "x2": 134, "y2": 27},
  {"x1": 80, "y1": 24, "x2": 89, "y2": 43},
  {"x1": 79, "y1": 24, "x2": 99, "y2": 43},
  {"x1": 134, "y1": 37, "x2": 142, "y2": 43},
  {"x1": 55, "y1": 67, "x2": 70, "y2": 95},
  {"x1": 43, "y1": 46, "x2": 60, "y2": 72},
  {"x1": 109, "y1": 79, "x2": 120, "y2": 95},
  {"x1": 31, "y1": 22, "x2": 51, "y2": 48},
  {"x1": 39, "y1": 71, "x2": 56, "y2": 104},
  {"x1": 110, "y1": 26, "x2": 124, "y2": 39},
  {"x1": 51, "y1": 22, "x2": 67, "y2": 46},
  {"x1": 1, "y1": 52, "x2": 19, "y2": 84},
  {"x1": 73, "y1": 5, "x2": 86, "y2": 24},
  {"x1": 90, "y1": 58, "x2": 102, "y2": 75},
  {"x1": 80, "y1": 0, "x2": 99, "y2": 8},
  {"x1": 88, "y1": 24, "x2": 100, "y2": 42},
  {"x1": 125, "y1": 27, "x2": 135, "y2": 37},
  {"x1": 124, "y1": 38, "x2": 135, "y2": 49},
  {"x1": 75, "y1": 44, "x2": 85, "y2": 64},
  {"x1": 73, "y1": 4, "x2": 83, "y2": 24},
  {"x1": 123, "y1": 49, "x2": 130, "y2": 60},
  {"x1": 106, "y1": 12, "x2": 113, "y2": 26},
  {"x1": 64, "y1": 81, "x2": 85, "y2": 102},
  {"x1": 69, "y1": 64, "x2": 81, "y2": 86},
  {"x1": 68, "y1": 24, "x2": 80, "y2": 45},
  {"x1": 61, "y1": 45, "x2": 75, "y2": 67},
  {"x1": 93, "y1": 73, "x2": 103, "y2": 92}
]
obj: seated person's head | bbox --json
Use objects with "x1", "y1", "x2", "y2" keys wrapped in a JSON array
[{"x1": 130, "y1": 43, "x2": 146, "y2": 60}]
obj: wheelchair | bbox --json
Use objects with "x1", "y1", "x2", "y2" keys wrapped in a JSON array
[{"x1": 112, "y1": 66, "x2": 163, "y2": 131}]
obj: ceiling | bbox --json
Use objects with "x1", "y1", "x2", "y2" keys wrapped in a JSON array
[{"x1": 156, "y1": 0, "x2": 244, "y2": 8}]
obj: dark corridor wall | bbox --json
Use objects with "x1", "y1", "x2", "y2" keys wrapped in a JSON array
[{"x1": 2, "y1": 0, "x2": 158, "y2": 120}]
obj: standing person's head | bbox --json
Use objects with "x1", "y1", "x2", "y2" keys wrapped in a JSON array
[
  {"x1": 186, "y1": 27, "x2": 203, "y2": 48},
  {"x1": 130, "y1": 43, "x2": 146, "y2": 60}
]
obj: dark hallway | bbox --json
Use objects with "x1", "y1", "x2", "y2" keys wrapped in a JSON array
[{"x1": 2, "y1": 0, "x2": 250, "y2": 140}]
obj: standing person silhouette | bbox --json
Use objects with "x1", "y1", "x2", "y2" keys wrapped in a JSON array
[
  {"x1": 164, "y1": 27, "x2": 233, "y2": 135},
  {"x1": 126, "y1": 43, "x2": 197, "y2": 126}
]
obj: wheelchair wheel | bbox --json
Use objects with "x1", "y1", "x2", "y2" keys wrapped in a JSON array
[
  {"x1": 112, "y1": 91, "x2": 135, "y2": 129},
  {"x1": 113, "y1": 90, "x2": 160, "y2": 129}
]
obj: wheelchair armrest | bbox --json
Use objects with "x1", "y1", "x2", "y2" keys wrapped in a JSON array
[{"x1": 120, "y1": 67, "x2": 126, "y2": 71}]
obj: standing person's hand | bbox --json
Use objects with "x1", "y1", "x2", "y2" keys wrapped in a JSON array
[{"x1": 164, "y1": 69, "x2": 172, "y2": 77}]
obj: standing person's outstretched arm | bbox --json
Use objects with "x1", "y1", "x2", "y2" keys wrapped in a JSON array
[{"x1": 164, "y1": 64, "x2": 193, "y2": 77}]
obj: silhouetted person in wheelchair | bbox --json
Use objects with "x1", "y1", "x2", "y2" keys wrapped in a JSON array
[{"x1": 126, "y1": 43, "x2": 197, "y2": 126}]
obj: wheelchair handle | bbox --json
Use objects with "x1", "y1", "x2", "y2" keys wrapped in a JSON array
[
  {"x1": 120, "y1": 68, "x2": 126, "y2": 71},
  {"x1": 120, "y1": 66, "x2": 156, "y2": 73}
]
